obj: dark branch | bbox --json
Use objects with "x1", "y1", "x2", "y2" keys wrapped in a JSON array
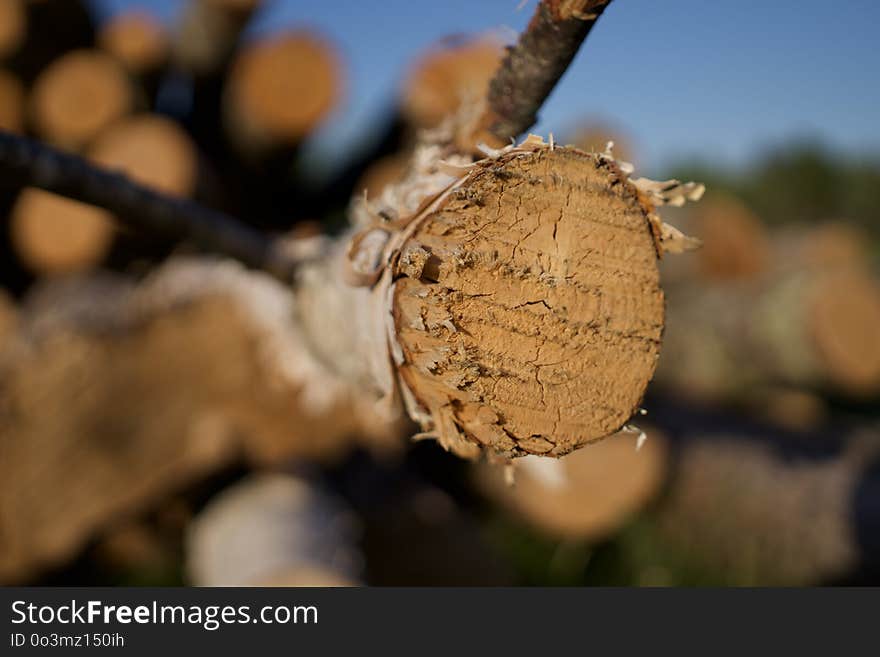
[
  {"x1": 0, "y1": 130, "x2": 299, "y2": 283},
  {"x1": 482, "y1": 0, "x2": 614, "y2": 144}
]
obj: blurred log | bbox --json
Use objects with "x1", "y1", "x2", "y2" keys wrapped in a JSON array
[
  {"x1": 0, "y1": 257, "x2": 404, "y2": 582},
  {"x1": 88, "y1": 114, "x2": 198, "y2": 198},
  {"x1": 658, "y1": 194, "x2": 770, "y2": 284},
  {"x1": 0, "y1": 68, "x2": 25, "y2": 133},
  {"x1": 775, "y1": 220, "x2": 874, "y2": 274},
  {"x1": 565, "y1": 120, "x2": 636, "y2": 164},
  {"x1": 10, "y1": 114, "x2": 199, "y2": 276},
  {"x1": 98, "y1": 10, "x2": 168, "y2": 77},
  {"x1": 690, "y1": 195, "x2": 770, "y2": 280},
  {"x1": 185, "y1": 473, "x2": 362, "y2": 586},
  {"x1": 6, "y1": 0, "x2": 95, "y2": 84},
  {"x1": 658, "y1": 267, "x2": 880, "y2": 399},
  {"x1": 172, "y1": 0, "x2": 261, "y2": 77},
  {"x1": 0, "y1": 0, "x2": 26, "y2": 61},
  {"x1": 0, "y1": 289, "x2": 17, "y2": 346},
  {"x1": 223, "y1": 31, "x2": 341, "y2": 156},
  {"x1": 653, "y1": 431, "x2": 879, "y2": 585},
  {"x1": 98, "y1": 9, "x2": 169, "y2": 104},
  {"x1": 401, "y1": 35, "x2": 504, "y2": 130},
  {"x1": 476, "y1": 426, "x2": 668, "y2": 540},
  {"x1": 9, "y1": 189, "x2": 115, "y2": 274},
  {"x1": 29, "y1": 50, "x2": 134, "y2": 150},
  {"x1": 354, "y1": 153, "x2": 409, "y2": 201}
]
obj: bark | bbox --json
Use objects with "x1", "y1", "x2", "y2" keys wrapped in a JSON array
[
  {"x1": 0, "y1": 256, "x2": 404, "y2": 582},
  {"x1": 476, "y1": 0, "x2": 614, "y2": 145},
  {"x1": 0, "y1": 130, "x2": 298, "y2": 281}
]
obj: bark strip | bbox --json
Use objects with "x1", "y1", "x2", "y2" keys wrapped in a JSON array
[
  {"x1": 480, "y1": 0, "x2": 614, "y2": 144},
  {"x1": 0, "y1": 130, "x2": 298, "y2": 281}
]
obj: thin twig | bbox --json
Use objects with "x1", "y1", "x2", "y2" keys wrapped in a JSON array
[
  {"x1": 480, "y1": 0, "x2": 614, "y2": 144},
  {"x1": 0, "y1": 130, "x2": 299, "y2": 282}
]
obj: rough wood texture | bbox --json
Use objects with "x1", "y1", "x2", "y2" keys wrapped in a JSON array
[
  {"x1": 477, "y1": 0, "x2": 614, "y2": 145},
  {"x1": 477, "y1": 426, "x2": 668, "y2": 539},
  {"x1": 392, "y1": 145, "x2": 664, "y2": 457},
  {"x1": 29, "y1": 50, "x2": 134, "y2": 150}
]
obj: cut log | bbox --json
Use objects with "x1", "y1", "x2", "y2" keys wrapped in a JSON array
[
  {"x1": 0, "y1": 258, "x2": 404, "y2": 582},
  {"x1": 654, "y1": 434, "x2": 877, "y2": 585},
  {"x1": 0, "y1": 0, "x2": 26, "y2": 61},
  {"x1": 0, "y1": 68, "x2": 25, "y2": 133},
  {"x1": 658, "y1": 267, "x2": 880, "y2": 399},
  {"x1": 88, "y1": 114, "x2": 199, "y2": 198},
  {"x1": 775, "y1": 220, "x2": 874, "y2": 274},
  {"x1": 185, "y1": 473, "x2": 362, "y2": 586},
  {"x1": 9, "y1": 189, "x2": 115, "y2": 274},
  {"x1": 690, "y1": 194, "x2": 770, "y2": 280},
  {"x1": 29, "y1": 50, "x2": 134, "y2": 150},
  {"x1": 223, "y1": 30, "x2": 342, "y2": 154},
  {"x1": 389, "y1": 144, "x2": 666, "y2": 457},
  {"x1": 476, "y1": 426, "x2": 668, "y2": 540},
  {"x1": 401, "y1": 36, "x2": 504, "y2": 130},
  {"x1": 98, "y1": 10, "x2": 169, "y2": 76},
  {"x1": 10, "y1": 114, "x2": 199, "y2": 275}
]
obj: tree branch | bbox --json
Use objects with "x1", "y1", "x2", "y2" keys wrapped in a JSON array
[
  {"x1": 479, "y1": 0, "x2": 614, "y2": 145},
  {"x1": 0, "y1": 130, "x2": 298, "y2": 282}
]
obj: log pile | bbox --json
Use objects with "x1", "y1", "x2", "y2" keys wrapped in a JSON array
[{"x1": 0, "y1": 0, "x2": 878, "y2": 589}]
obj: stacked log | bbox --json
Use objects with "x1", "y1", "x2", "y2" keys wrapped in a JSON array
[
  {"x1": 9, "y1": 114, "x2": 198, "y2": 275},
  {"x1": 223, "y1": 31, "x2": 341, "y2": 156},
  {"x1": 0, "y1": 69, "x2": 25, "y2": 133},
  {"x1": 476, "y1": 427, "x2": 668, "y2": 540},
  {"x1": 29, "y1": 50, "x2": 134, "y2": 150},
  {"x1": 0, "y1": 0, "x2": 26, "y2": 62},
  {"x1": 98, "y1": 9, "x2": 169, "y2": 104},
  {"x1": 185, "y1": 473, "x2": 361, "y2": 586},
  {"x1": 658, "y1": 265, "x2": 880, "y2": 400},
  {"x1": 401, "y1": 35, "x2": 504, "y2": 130},
  {"x1": 652, "y1": 431, "x2": 879, "y2": 585},
  {"x1": 0, "y1": 257, "x2": 404, "y2": 582}
]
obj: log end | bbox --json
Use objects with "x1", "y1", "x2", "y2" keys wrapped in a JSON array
[
  {"x1": 809, "y1": 270, "x2": 880, "y2": 394},
  {"x1": 225, "y1": 31, "x2": 342, "y2": 150},
  {"x1": 392, "y1": 146, "x2": 664, "y2": 458},
  {"x1": 30, "y1": 50, "x2": 133, "y2": 150},
  {"x1": 10, "y1": 189, "x2": 115, "y2": 274},
  {"x1": 477, "y1": 425, "x2": 668, "y2": 540},
  {"x1": 99, "y1": 10, "x2": 169, "y2": 74},
  {"x1": 88, "y1": 114, "x2": 199, "y2": 197}
]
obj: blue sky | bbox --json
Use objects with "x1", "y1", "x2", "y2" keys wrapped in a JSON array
[{"x1": 90, "y1": 0, "x2": 880, "y2": 175}]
